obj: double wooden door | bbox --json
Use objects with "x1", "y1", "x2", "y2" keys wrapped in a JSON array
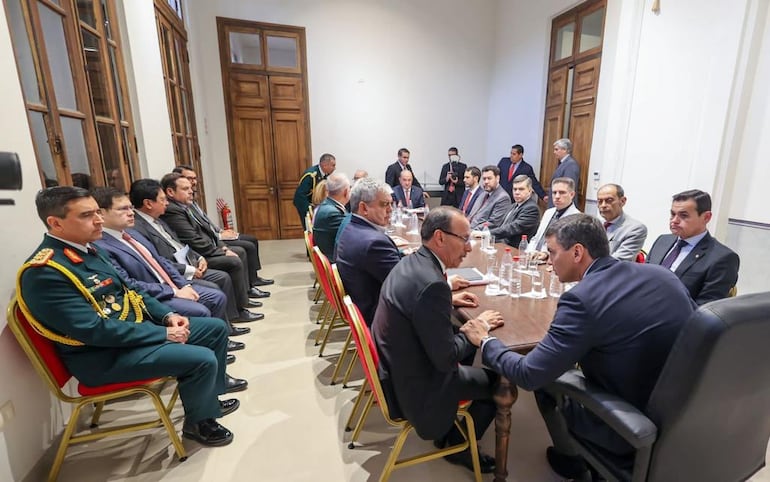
[{"x1": 217, "y1": 18, "x2": 311, "y2": 239}]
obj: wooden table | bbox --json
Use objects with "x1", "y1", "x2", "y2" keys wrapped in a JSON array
[{"x1": 456, "y1": 240, "x2": 559, "y2": 482}]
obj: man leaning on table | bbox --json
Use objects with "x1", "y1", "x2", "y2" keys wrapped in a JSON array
[
  {"x1": 462, "y1": 214, "x2": 696, "y2": 480},
  {"x1": 372, "y1": 206, "x2": 504, "y2": 474}
]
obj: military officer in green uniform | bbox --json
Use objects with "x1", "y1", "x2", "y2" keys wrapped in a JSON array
[
  {"x1": 293, "y1": 153, "x2": 336, "y2": 229},
  {"x1": 18, "y1": 186, "x2": 245, "y2": 446}
]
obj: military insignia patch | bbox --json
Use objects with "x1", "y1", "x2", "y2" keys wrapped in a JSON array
[
  {"x1": 29, "y1": 248, "x2": 54, "y2": 266},
  {"x1": 63, "y1": 248, "x2": 84, "y2": 264}
]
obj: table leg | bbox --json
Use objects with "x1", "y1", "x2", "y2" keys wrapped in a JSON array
[{"x1": 493, "y1": 376, "x2": 517, "y2": 482}]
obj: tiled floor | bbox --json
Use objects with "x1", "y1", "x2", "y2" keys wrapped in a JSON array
[{"x1": 23, "y1": 239, "x2": 770, "y2": 481}]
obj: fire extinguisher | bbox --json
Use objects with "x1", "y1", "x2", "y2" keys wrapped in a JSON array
[{"x1": 220, "y1": 204, "x2": 232, "y2": 230}]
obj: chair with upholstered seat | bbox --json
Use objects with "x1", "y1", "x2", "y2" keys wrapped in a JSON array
[
  {"x1": 6, "y1": 298, "x2": 186, "y2": 481},
  {"x1": 311, "y1": 246, "x2": 349, "y2": 356},
  {"x1": 342, "y1": 295, "x2": 482, "y2": 482},
  {"x1": 549, "y1": 292, "x2": 770, "y2": 482}
]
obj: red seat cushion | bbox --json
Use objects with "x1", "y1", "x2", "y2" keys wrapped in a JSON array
[{"x1": 78, "y1": 378, "x2": 162, "y2": 396}]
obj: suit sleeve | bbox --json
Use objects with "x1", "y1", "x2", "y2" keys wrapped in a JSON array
[
  {"x1": 101, "y1": 250, "x2": 175, "y2": 300},
  {"x1": 20, "y1": 267, "x2": 168, "y2": 347},
  {"x1": 488, "y1": 195, "x2": 512, "y2": 228},
  {"x1": 482, "y1": 291, "x2": 594, "y2": 390},
  {"x1": 611, "y1": 222, "x2": 648, "y2": 261},
  {"x1": 528, "y1": 168, "x2": 547, "y2": 200},
  {"x1": 413, "y1": 282, "x2": 476, "y2": 372},
  {"x1": 385, "y1": 165, "x2": 398, "y2": 187},
  {"x1": 161, "y1": 209, "x2": 220, "y2": 258},
  {"x1": 693, "y1": 250, "x2": 740, "y2": 305},
  {"x1": 564, "y1": 162, "x2": 580, "y2": 188},
  {"x1": 365, "y1": 238, "x2": 402, "y2": 283},
  {"x1": 414, "y1": 188, "x2": 426, "y2": 208},
  {"x1": 438, "y1": 164, "x2": 449, "y2": 186}
]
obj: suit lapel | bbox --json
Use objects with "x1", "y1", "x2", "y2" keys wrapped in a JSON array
[{"x1": 675, "y1": 234, "x2": 711, "y2": 275}]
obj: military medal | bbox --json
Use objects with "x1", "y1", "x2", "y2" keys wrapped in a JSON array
[
  {"x1": 111, "y1": 303, "x2": 121, "y2": 311},
  {"x1": 87, "y1": 274, "x2": 101, "y2": 285},
  {"x1": 104, "y1": 308, "x2": 112, "y2": 315}
]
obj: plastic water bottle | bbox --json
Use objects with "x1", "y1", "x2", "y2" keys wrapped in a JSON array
[
  {"x1": 498, "y1": 248, "x2": 513, "y2": 294},
  {"x1": 480, "y1": 223, "x2": 490, "y2": 250},
  {"x1": 518, "y1": 235, "x2": 529, "y2": 271},
  {"x1": 510, "y1": 256, "x2": 522, "y2": 298}
]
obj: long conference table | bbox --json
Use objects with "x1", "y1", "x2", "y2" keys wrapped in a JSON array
[{"x1": 392, "y1": 220, "x2": 559, "y2": 482}]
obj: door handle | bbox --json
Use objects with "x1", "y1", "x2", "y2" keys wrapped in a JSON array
[{"x1": 268, "y1": 186, "x2": 275, "y2": 195}]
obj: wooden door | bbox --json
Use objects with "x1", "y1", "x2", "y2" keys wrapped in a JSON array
[
  {"x1": 540, "y1": 66, "x2": 569, "y2": 191},
  {"x1": 539, "y1": 0, "x2": 606, "y2": 211},
  {"x1": 568, "y1": 57, "x2": 601, "y2": 209},
  {"x1": 217, "y1": 18, "x2": 311, "y2": 239}
]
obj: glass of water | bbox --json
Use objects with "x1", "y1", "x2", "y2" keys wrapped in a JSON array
[{"x1": 529, "y1": 267, "x2": 546, "y2": 299}]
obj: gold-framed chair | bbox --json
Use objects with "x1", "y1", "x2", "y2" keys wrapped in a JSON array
[
  {"x1": 304, "y1": 230, "x2": 324, "y2": 306},
  {"x1": 311, "y1": 246, "x2": 349, "y2": 356},
  {"x1": 328, "y1": 263, "x2": 357, "y2": 385},
  {"x1": 6, "y1": 298, "x2": 187, "y2": 481},
  {"x1": 342, "y1": 295, "x2": 481, "y2": 482}
]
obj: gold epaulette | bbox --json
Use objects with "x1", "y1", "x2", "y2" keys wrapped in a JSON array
[{"x1": 28, "y1": 248, "x2": 54, "y2": 266}]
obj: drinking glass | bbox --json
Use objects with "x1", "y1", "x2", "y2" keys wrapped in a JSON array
[
  {"x1": 548, "y1": 272, "x2": 562, "y2": 298},
  {"x1": 528, "y1": 267, "x2": 546, "y2": 299}
]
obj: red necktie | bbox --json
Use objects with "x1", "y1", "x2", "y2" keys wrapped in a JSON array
[
  {"x1": 405, "y1": 189, "x2": 411, "y2": 207},
  {"x1": 508, "y1": 163, "x2": 515, "y2": 182},
  {"x1": 603, "y1": 221, "x2": 612, "y2": 230},
  {"x1": 462, "y1": 191, "x2": 473, "y2": 213},
  {"x1": 122, "y1": 232, "x2": 179, "y2": 289}
]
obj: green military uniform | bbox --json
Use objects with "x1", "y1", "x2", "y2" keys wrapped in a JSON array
[
  {"x1": 18, "y1": 235, "x2": 229, "y2": 424},
  {"x1": 293, "y1": 164, "x2": 326, "y2": 230}
]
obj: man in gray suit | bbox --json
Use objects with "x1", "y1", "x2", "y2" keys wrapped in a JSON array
[
  {"x1": 490, "y1": 174, "x2": 541, "y2": 247},
  {"x1": 597, "y1": 184, "x2": 647, "y2": 261},
  {"x1": 469, "y1": 165, "x2": 512, "y2": 229},
  {"x1": 550, "y1": 138, "x2": 580, "y2": 208}
]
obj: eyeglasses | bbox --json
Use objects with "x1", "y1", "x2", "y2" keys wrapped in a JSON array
[{"x1": 439, "y1": 229, "x2": 471, "y2": 245}]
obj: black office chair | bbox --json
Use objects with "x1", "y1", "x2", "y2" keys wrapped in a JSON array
[{"x1": 550, "y1": 292, "x2": 770, "y2": 482}]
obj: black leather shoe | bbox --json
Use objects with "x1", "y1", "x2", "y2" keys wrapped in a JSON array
[
  {"x1": 246, "y1": 300, "x2": 263, "y2": 308},
  {"x1": 444, "y1": 449, "x2": 495, "y2": 474},
  {"x1": 229, "y1": 325, "x2": 250, "y2": 336},
  {"x1": 226, "y1": 354, "x2": 236, "y2": 365},
  {"x1": 234, "y1": 310, "x2": 264, "y2": 322},
  {"x1": 227, "y1": 340, "x2": 245, "y2": 352},
  {"x1": 248, "y1": 287, "x2": 270, "y2": 298},
  {"x1": 546, "y1": 446, "x2": 589, "y2": 479},
  {"x1": 219, "y1": 398, "x2": 240, "y2": 416},
  {"x1": 253, "y1": 276, "x2": 274, "y2": 286},
  {"x1": 225, "y1": 374, "x2": 248, "y2": 393},
  {"x1": 182, "y1": 419, "x2": 233, "y2": 446}
]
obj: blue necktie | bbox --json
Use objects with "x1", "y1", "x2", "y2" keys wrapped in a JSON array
[{"x1": 661, "y1": 239, "x2": 688, "y2": 269}]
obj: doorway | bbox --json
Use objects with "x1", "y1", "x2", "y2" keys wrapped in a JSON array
[
  {"x1": 217, "y1": 17, "x2": 311, "y2": 239},
  {"x1": 540, "y1": 0, "x2": 606, "y2": 211}
]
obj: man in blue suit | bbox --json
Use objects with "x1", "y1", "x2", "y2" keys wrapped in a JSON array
[
  {"x1": 313, "y1": 172, "x2": 350, "y2": 260},
  {"x1": 462, "y1": 214, "x2": 697, "y2": 480},
  {"x1": 92, "y1": 187, "x2": 227, "y2": 321},
  {"x1": 335, "y1": 178, "x2": 402, "y2": 325},
  {"x1": 496, "y1": 144, "x2": 546, "y2": 202},
  {"x1": 550, "y1": 138, "x2": 581, "y2": 208},
  {"x1": 392, "y1": 170, "x2": 425, "y2": 209}
]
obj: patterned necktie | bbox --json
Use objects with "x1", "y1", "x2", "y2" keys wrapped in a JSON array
[
  {"x1": 603, "y1": 221, "x2": 612, "y2": 230},
  {"x1": 660, "y1": 239, "x2": 689, "y2": 269},
  {"x1": 122, "y1": 232, "x2": 179, "y2": 289}
]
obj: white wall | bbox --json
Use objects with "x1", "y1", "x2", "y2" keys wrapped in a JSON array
[
  {"x1": 0, "y1": 3, "x2": 60, "y2": 479},
  {"x1": 486, "y1": 0, "x2": 576, "y2": 170},
  {"x1": 118, "y1": 0, "x2": 177, "y2": 180},
  {"x1": 185, "y1": 0, "x2": 498, "y2": 214}
]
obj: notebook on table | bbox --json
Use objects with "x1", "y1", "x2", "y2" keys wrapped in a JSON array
[{"x1": 446, "y1": 267, "x2": 488, "y2": 286}]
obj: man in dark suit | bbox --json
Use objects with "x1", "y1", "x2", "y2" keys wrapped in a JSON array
[
  {"x1": 385, "y1": 147, "x2": 422, "y2": 189},
  {"x1": 496, "y1": 144, "x2": 546, "y2": 202},
  {"x1": 313, "y1": 172, "x2": 350, "y2": 259},
  {"x1": 294, "y1": 153, "x2": 336, "y2": 229},
  {"x1": 372, "y1": 206, "x2": 504, "y2": 474},
  {"x1": 550, "y1": 138, "x2": 580, "y2": 208},
  {"x1": 160, "y1": 174, "x2": 267, "y2": 318},
  {"x1": 391, "y1": 170, "x2": 425, "y2": 209},
  {"x1": 439, "y1": 147, "x2": 467, "y2": 207},
  {"x1": 458, "y1": 166, "x2": 484, "y2": 218},
  {"x1": 469, "y1": 166, "x2": 512, "y2": 229},
  {"x1": 174, "y1": 165, "x2": 272, "y2": 291},
  {"x1": 19, "y1": 186, "x2": 246, "y2": 446},
  {"x1": 130, "y1": 179, "x2": 261, "y2": 325},
  {"x1": 647, "y1": 189, "x2": 739, "y2": 305},
  {"x1": 335, "y1": 178, "x2": 402, "y2": 325},
  {"x1": 462, "y1": 214, "x2": 697, "y2": 479},
  {"x1": 490, "y1": 174, "x2": 541, "y2": 247}
]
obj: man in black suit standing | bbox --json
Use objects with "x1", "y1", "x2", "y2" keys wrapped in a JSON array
[
  {"x1": 550, "y1": 138, "x2": 580, "y2": 208},
  {"x1": 462, "y1": 214, "x2": 696, "y2": 480},
  {"x1": 385, "y1": 147, "x2": 422, "y2": 189},
  {"x1": 439, "y1": 147, "x2": 467, "y2": 207},
  {"x1": 490, "y1": 174, "x2": 541, "y2": 247},
  {"x1": 647, "y1": 189, "x2": 739, "y2": 305},
  {"x1": 371, "y1": 206, "x2": 504, "y2": 474},
  {"x1": 496, "y1": 144, "x2": 546, "y2": 202},
  {"x1": 173, "y1": 165, "x2": 273, "y2": 293}
]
